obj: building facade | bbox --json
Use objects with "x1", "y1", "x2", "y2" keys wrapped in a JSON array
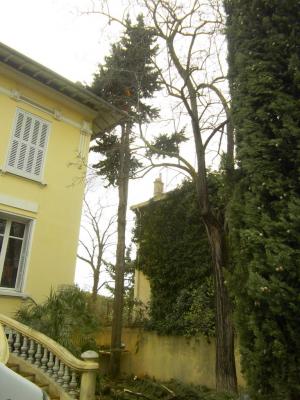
[
  {"x1": 131, "y1": 176, "x2": 165, "y2": 309},
  {"x1": 0, "y1": 42, "x2": 124, "y2": 315}
]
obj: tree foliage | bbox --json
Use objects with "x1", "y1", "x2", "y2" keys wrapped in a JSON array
[
  {"x1": 134, "y1": 178, "x2": 229, "y2": 337},
  {"x1": 146, "y1": 129, "x2": 188, "y2": 158},
  {"x1": 225, "y1": 1, "x2": 300, "y2": 399},
  {"x1": 91, "y1": 14, "x2": 159, "y2": 118},
  {"x1": 90, "y1": 14, "x2": 160, "y2": 186}
]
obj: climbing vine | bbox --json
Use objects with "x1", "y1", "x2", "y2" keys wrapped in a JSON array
[{"x1": 133, "y1": 177, "x2": 226, "y2": 337}]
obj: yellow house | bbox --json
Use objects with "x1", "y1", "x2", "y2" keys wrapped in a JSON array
[{"x1": 0, "y1": 42, "x2": 125, "y2": 316}]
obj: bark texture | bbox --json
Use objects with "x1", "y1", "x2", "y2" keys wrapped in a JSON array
[
  {"x1": 109, "y1": 123, "x2": 131, "y2": 376},
  {"x1": 204, "y1": 217, "x2": 237, "y2": 392},
  {"x1": 91, "y1": 271, "x2": 100, "y2": 303}
]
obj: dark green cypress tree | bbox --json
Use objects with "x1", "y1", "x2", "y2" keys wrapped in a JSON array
[{"x1": 225, "y1": 1, "x2": 300, "y2": 398}]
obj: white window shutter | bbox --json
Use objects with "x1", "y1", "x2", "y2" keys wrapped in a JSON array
[
  {"x1": 7, "y1": 109, "x2": 50, "y2": 181},
  {"x1": 7, "y1": 140, "x2": 19, "y2": 168},
  {"x1": 14, "y1": 110, "x2": 24, "y2": 138},
  {"x1": 7, "y1": 110, "x2": 25, "y2": 168}
]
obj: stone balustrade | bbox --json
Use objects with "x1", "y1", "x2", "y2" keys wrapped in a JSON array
[
  {"x1": 0, "y1": 323, "x2": 9, "y2": 364},
  {"x1": 0, "y1": 313, "x2": 99, "y2": 400}
]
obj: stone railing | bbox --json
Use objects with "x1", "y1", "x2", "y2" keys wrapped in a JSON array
[
  {"x1": 0, "y1": 313, "x2": 99, "y2": 400},
  {"x1": 0, "y1": 322, "x2": 9, "y2": 364}
]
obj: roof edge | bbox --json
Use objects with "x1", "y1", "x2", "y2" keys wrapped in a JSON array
[{"x1": 0, "y1": 41, "x2": 127, "y2": 127}]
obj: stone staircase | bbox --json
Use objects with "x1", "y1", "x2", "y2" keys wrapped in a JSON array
[
  {"x1": 7, "y1": 358, "x2": 62, "y2": 399},
  {"x1": 0, "y1": 313, "x2": 99, "y2": 400},
  {"x1": 8, "y1": 362, "x2": 60, "y2": 398}
]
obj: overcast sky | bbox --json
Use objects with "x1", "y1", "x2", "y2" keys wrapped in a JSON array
[{"x1": 0, "y1": 1, "x2": 115, "y2": 82}]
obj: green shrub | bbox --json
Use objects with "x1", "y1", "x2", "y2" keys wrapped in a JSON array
[{"x1": 16, "y1": 285, "x2": 100, "y2": 356}]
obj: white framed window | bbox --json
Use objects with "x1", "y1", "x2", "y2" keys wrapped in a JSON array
[
  {"x1": 6, "y1": 108, "x2": 50, "y2": 181},
  {"x1": 0, "y1": 214, "x2": 31, "y2": 291}
]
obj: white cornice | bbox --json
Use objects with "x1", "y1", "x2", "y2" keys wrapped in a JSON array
[{"x1": 0, "y1": 85, "x2": 93, "y2": 135}]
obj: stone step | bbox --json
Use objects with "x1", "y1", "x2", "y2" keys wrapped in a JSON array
[
  {"x1": 7, "y1": 362, "x2": 19, "y2": 372},
  {"x1": 7, "y1": 362, "x2": 61, "y2": 400},
  {"x1": 19, "y1": 372, "x2": 36, "y2": 382}
]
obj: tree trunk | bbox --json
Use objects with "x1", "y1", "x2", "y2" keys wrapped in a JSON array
[
  {"x1": 192, "y1": 148, "x2": 237, "y2": 392},
  {"x1": 192, "y1": 113, "x2": 237, "y2": 393},
  {"x1": 91, "y1": 270, "x2": 100, "y2": 303},
  {"x1": 162, "y1": 20, "x2": 237, "y2": 393},
  {"x1": 204, "y1": 215, "x2": 237, "y2": 393},
  {"x1": 109, "y1": 123, "x2": 131, "y2": 377}
]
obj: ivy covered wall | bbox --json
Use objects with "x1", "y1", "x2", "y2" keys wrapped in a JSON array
[{"x1": 133, "y1": 180, "x2": 219, "y2": 337}]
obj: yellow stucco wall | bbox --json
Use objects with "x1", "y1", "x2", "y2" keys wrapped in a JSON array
[
  {"x1": 96, "y1": 327, "x2": 245, "y2": 389},
  {"x1": 134, "y1": 270, "x2": 151, "y2": 306},
  {"x1": 0, "y1": 69, "x2": 91, "y2": 315}
]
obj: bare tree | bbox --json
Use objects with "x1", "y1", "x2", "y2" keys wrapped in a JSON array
[
  {"x1": 137, "y1": 1, "x2": 237, "y2": 393},
  {"x1": 77, "y1": 197, "x2": 116, "y2": 303}
]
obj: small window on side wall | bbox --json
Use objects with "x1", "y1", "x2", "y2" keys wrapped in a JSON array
[
  {"x1": 0, "y1": 215, "x2": 31, "y2": 291},
  {"x1": 6, "y1": 108, "x2": 50, "y2": 182}
]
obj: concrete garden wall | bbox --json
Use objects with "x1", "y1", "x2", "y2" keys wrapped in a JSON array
[{"x1": 96, "y1": 327, "x2": 245, "y2": 388}]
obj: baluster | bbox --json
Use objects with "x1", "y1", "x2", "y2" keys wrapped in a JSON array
[
  {"x1": 20, "y1": 336, "x2": 28, "y2": 359},
  {"x1": 80, "y1": 350, "x2": 98, "y2": 400},
  {"x1": 41, "y1": 347, "x2": 48, "y2": 372},
  {"x1": 13, "y1": 332, "x2": 21, "y2": 354},
  {"x1": 34, "y1": 343, "x2": 42, "y2": 367},
  {"x1": 52, "y1": 356, "x2": 60, "y2": 380},
  {"x1": 27, "y1": 340, "x2": 35, "y2": 363},
  {"x1": 57, "y1": 361, "x2": 65, "y2": 384},
  {"x1": 62, "y1": 365, "x2": 70, "y2": 390},
  {"x1": 47, "y1": 351, "x2": 54, "y2": 376},
  {"x1": 7, "y1": 328, "x2": 14, "y2": 352},
  {"x1": 68, "y1": 371, "x2": 78, "y2": 398}
]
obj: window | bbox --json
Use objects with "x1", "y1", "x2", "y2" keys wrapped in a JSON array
[
  {"x1": 0, "y1": 215, "x2": 31, "y2": 290},
  {"x1": 6, "y1": 109, "x2": 50, "y2": 181}
]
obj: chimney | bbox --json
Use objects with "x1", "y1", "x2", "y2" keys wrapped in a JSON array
[{"x1": 153, "y1": 174, "x2": 164, "y2": 198}]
